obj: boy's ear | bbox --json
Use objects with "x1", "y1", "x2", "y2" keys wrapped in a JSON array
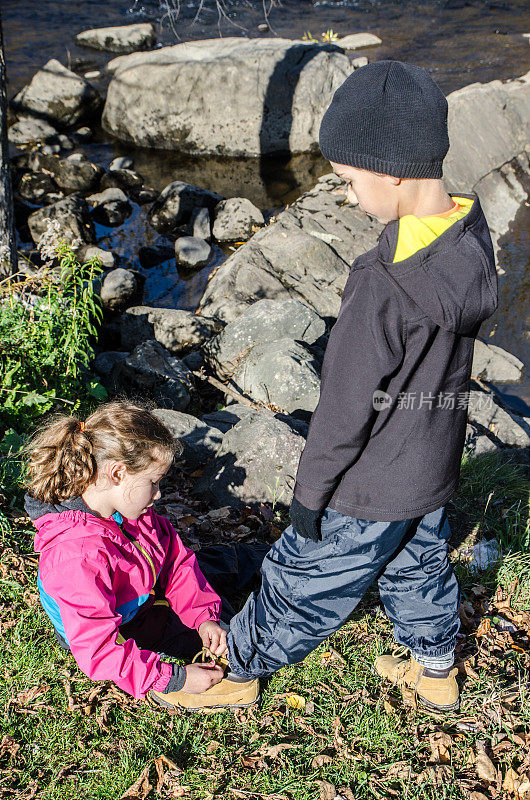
[{"x1": 379, "y1": 173, "x2": 401, "y2": 186}]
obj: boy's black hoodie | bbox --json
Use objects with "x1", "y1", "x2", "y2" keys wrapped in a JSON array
[{"x1": 293, "y1": 193, "x2": 498, "y2": 521}]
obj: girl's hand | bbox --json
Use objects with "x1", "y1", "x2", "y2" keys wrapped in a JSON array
[
  {"x1": 198, "y1": 620, "x2": 228, "y2": 656},
  {"x1": 182, "y1": 662, "x2": 224, "y2": 694}
]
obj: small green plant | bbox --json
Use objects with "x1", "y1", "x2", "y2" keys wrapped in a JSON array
[
  {"x1": 0, "y1": 222, "x2": 107, "y2": 434},
  {"x1": 301, "y1": 30, "x2": 317, "y2": 42},
  {"x1": 266, "y1": 475, "x2": 287, "y2": 511}
]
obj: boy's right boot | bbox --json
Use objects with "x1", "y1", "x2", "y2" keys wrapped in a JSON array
[
  {"x1": 150, "y1": 673, "x2": 260, "y2": 713},
  {"x1": 374, "y1": 653, "x2": 459, "y2": 712}
]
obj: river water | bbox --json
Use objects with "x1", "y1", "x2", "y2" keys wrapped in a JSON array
[{"x1": 3, "y1": 0, "x2": 530, "y2": 412}]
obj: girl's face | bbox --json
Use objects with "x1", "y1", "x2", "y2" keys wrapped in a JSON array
[{"x1": 110, "y1": 457, "x2": 172, "y2": 520}]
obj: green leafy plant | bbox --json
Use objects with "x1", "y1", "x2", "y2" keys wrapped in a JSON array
[
  {"x1": 0, "y1": 224, "x2": 107, "y2": 435},
  {"x1": 301, "y1": 30, "x2": 317, "y2": 42},
  {"x1": 321, "y1": 28, "x2": 339, "y2": 42}
]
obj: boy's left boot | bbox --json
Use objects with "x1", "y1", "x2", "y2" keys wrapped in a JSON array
[
  {"x1": 374, "y1": 653, "x2": 459, "y2": 712},
  {"x1": 149, "y1": 674, "x2": 260, "y2": 713}
]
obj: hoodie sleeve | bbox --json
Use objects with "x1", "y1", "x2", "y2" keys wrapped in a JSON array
[
  {"x1": 40, "y1": 555, "x2": 172, "y2": 699},
  {"x1": 155, "y1": 513, "x2": 222, "y2": 629},
  {"x1": 294, "y1": 269, "x2": 405, "y2": 512}
]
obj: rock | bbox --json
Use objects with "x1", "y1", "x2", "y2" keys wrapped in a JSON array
[
  {"x1": 193, "y1": 413, "x2": 305, "y2": 510},
  {"x1": 231, "y1": 338, "x2": 321, "y2": 415},
  {"x1": 76, "y1": 23, "x2": 157, "y2": 54},
  {"x1": 212, "y1": 197, "x2": 265, "y2": 242},
  {"x1": 204, "y1": 298, "x2": 326, "y2": 379},
  {"x1": 201, "y1": 404, "x2": 262, "y2": 434},
  {"x1": 116, "y1": 339, "x2": 195, "y2": 411},
  {"x1": 134, "y1": 187, "x2": 159, "y2": 205},
  {"x1": 74, "y1": 127, "x2": 93, "y2": 141},
  {"x1": 464, "y1": 423, "x2": 501, "y2": 456},
  {"x1": 87, "y1": 187, "x2": 132, "y2": 226},
  {"x1": 11, "y1": 59, "x2": 102, "y2": 128},
  {"x1": 100, "y1": 168, "x2": 144, "y2": 193},
  {"x1": 102, "y1": 38, "x2": 352, "y2": 155},
  {"x1": 351, "y1": 56, "x2": 369, "y2": 69},
  {"x1": 468, "y1": 390, "x2": 530, "y2": 449},
  {"x1": 110, "y1": 156, "x2": 133, "y2": 171},
  {"x1": 121, "y1": 306, "x2": 223, "y2": 355},
  {"x1": 79, "y1": 244, "x2": 116, "y2": 270},
  {"x1": 149, "y1": 181, "x2": 223, "y2": 233},
  {"x1": 444, "y1": 70, "x2": 530, "y2": 191},
  {"x1": 190, "y1": 206, "x2": 211, "y2": 241},
  {"x1": 100, "y1": 268, "x2": 139, "y2": 311},
  {"x1": 199, "y1": 223, "x2": 352, "y2": 323},
  {"x1": 17, "y1": 172, "x2": 61, "y2": 204},
  {"x1": 93, "y1": 350, "x2": 129, "y2": 379},
  {"x1": 472, "y1": 339, "x2": 524, "y2": 383},
  {"x1": 28, "y1": 151, "x2": 103, "y2": 192},
  {"x1": 8, "y1": 117, "x2": 60, "y2": 146},
  {"x1": 28, "y1": 195, "x2": 96, "y2": 248},
  {"x1": 181, "y1": 350, "x2": 204, "y2": 372},
  {"x1": 336, "y1": 33, "x2": 382, "y2": 50},
  {"x1": 152, "y1": 409, "x2": 223, "y2": 469},
  {"x1": 138, "y1": 244, "x2": 174, "y2": 269},
  {"x1": 175, "y1": 236, "x2": 212, "y2": 270}
]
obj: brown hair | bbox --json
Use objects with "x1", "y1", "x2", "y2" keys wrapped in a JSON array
[{"x1": 24, "y1": 401, "x2": 182, "y2": 504}]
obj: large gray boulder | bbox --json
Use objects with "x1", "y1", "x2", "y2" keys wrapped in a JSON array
[
  {"x1": 76, "y1": 23, "x2": 156, "y2": 54},
  {"x1": 212, "y1": 198, "x2": 265, "y2": 242},
  {"x1": 28, "y1": 195, "x2": 96, "y2": 248},
  {"x1": 149, "y1": 181, "x2": 223, "y2": 233},
  {"x1": 231, "y1": 338, "x2": 321, "y2": 415},
  {"x1": 204, "y1": 298, "x2": 325, "y2": 379},
  {"x1": 121, "y1": 306, "x2": 223, "y2": 355},
  {"x1": 467, "y1": 390, "x2": 529, "y2": 450},
  {"x1": 102, "y1": 38, "x2": 352, "y2": 155},
  {"x1": 472, "y1": 339, "x2": 524, "y2": 382},
  {"x1": 12, "y1": 59, "x2": 102, "y2": 128},
  {"x1": 199, "y1": 222, "x2": 352, "y2": 323},
  {"x1": 116, "y1": 339, "x2": 195, "y2": 411},
  {"x1": 152, "y1": 409, "x2": 223, "y2": 469},
  {"x1": 193, "y1": 412, "x2": 306, "y2": 510},
  {"x1": 17, "y1": 172, "x2": 61, "y2": 204}
]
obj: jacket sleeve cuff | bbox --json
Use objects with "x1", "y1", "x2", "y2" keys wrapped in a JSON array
[
  {"x1": 193, "y1": 608, "x2": 221, "y2": 631},
  {"x1": 160, "y1": 664, "x2": 187, "y2": 693},
  {"x1": 152, "y1": 660, "x2": 174, "y2": 693},
  {"x1": 293, "y1": 481, "x2": 330, "y2": 512}
]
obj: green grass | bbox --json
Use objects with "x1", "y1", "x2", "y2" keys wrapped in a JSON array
[{"x1": 0, "y1": 449, "x2": 529, "y2": 800}]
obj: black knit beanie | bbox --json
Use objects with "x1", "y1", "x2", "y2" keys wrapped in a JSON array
[{"x1": 319, "y1": 60, "x2": 449, "y2": 179}]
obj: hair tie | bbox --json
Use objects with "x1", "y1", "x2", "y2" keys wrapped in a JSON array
[{"x1": 79, "y1": 421, "x2": 85, "y2": 432}]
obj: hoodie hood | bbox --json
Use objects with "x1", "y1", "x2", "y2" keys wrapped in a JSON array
[
  {"x1": 24, "y1": 493, "x2": 119, "y2": 553},
  {"x1": 375, "y1": 193, "x2": 498, "y2": 334}
]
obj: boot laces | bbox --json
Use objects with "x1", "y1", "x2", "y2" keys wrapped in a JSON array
[{"x1": 192, "y1": 646, "x2": 229, "y2": 669}]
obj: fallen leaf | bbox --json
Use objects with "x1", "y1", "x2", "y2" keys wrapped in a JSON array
[
  {"x1": 429, "y1": 731, "x2": 452, "y2": 765},
  {"x1": 312, "y1": 754, "x2": 334, "y2": 768},
  {"x1": 0, "y1": 735, "x2": 19, "y2": 759},
  {"x1": 119, "y1": 765, "x2": 152, "y2": 800},
  {"x1": 317, "y1": 780, "x2": 337, "y2": 800},
  {"x1": 262, "y1": 743, "x2": 299, "y2": 759},
  {"x1": 476, "y1": 618, "x2": 492, "y2": 638},
  {"x1": 503, "y1": 768, "x2": 520, "y2": 794},
  {"x1": 475, "y1": 743, "x2": 498, "y2": 784},
  {"x1": 207, "y1": 507, "x2": 231, "y2": 520},
  {"x1": 469, "y1": 793, "x2": 489, "y2": 800},
  {"x1": 285, "y1": 693, "x2": 306, "y2": 712},
  {"x1": 387, "y1": 761, "x2": 415, "y2": 781}
]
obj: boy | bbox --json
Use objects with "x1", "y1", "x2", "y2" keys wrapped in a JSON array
[{"x1": 157, "y1": 60, "x2": 498, "y2": 713}]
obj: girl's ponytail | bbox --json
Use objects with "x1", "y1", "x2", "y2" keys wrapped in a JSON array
[{"x1": 25, "y1": 416, "x2": 97, "y2": 504}]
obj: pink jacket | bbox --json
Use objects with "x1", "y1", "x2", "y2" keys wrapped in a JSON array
[{"x1": 30, "y1": 501, "x2": 221, "y2": 699}]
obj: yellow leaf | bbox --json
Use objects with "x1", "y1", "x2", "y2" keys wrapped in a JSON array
[
  {"x1": 503, "y1": 767, "x2": 520, "y2": 794},
  {"x1": 285, "y1": 693, "x2": 306, "y2": 711}
]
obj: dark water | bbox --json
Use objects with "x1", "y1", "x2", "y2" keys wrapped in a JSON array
[{"x1": 3, "y1": 0, "x2": 530, "y2": 411}]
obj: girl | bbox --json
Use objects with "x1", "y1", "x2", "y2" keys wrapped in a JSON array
[{"x1": 23, "y1": 401, "x2": 229, "y2": 702}]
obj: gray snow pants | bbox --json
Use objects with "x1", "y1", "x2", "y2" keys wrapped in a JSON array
[{"x1": 227, "y1": 505, "x2": 460, "y2": 678}]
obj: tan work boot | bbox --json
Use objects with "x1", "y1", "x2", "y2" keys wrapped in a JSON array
[
  {"x1": 374, "y1": 653, "x2": 459, "y2": 712},
  {"x1": 150, "y1": 648, "x2": 259, "y2": 713}
]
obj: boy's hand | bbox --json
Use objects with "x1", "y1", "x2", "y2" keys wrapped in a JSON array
[
  {"x1": 182, "y1": 662, "x2": 224, "y2": 693},
  {"x1": 198, "y1": 620, "x2": 228, "y2": 656},
  {"x1": 290, "y1": 497, "x2": 322, "y2": 542}
]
